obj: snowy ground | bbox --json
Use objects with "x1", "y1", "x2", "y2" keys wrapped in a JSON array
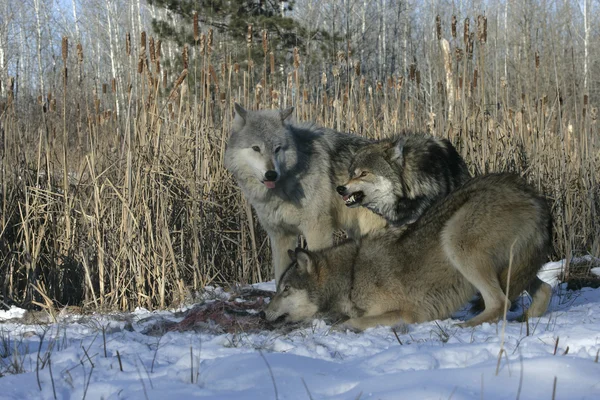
[{"x1": 1, "y1": 261, "x2": 600, "y2": 400}]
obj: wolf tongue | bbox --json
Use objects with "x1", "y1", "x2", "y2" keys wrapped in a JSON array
[
  {"x1": 342, "y1": 194, "x2": 350, "y2": 201},
  {"x1": 264, "y1": 181, "x2": 276, "y2": 189}
]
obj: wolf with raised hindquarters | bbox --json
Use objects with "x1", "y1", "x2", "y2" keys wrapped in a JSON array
[
  {"x1": 264, "y1": 173, "x2": 553, "y2": 330},
  {"x1": 337, "y1": 134, "x2": 472, "y2": 226},
  {"x1": 224, "y1": 104, "x2": 387, "y2": 282}
]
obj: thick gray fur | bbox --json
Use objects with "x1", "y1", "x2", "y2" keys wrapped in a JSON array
[
  {"x1": 265, "y1": 173, "x2": 553, "y2": 330},
  {"x1": 224, "y1": 105, "x2": 387, "y2": 282},
  {"x1": 339, "y1": 134, "x2": 471, "y2": 225}
]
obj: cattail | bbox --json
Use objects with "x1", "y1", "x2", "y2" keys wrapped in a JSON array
[
  {"x1": 262, "y1": 30, "x2": 268, "y2": 56},
  {"x1": 103, "y1": 83, "x2": 107, "y2": 94},
  {"x1": 376, "y1": 80, "x2": 383, "y2": 92},
  {"x1": 463, "y1": 18, "x2": 470, "y2": 45},
  {"x1": 234, "y1": 63, "x2": 240, "y2": 74},
  {"x1": 112, "y1": 78, "x2": 116, "y2": 93},
  {"x1": 126, "y1": 33, "x2": 131, "y2": 56},
  {"x1": 473, "y1": 69, "x2": 478, "y2": 88},
  {"x1": 149, "y1": 37, "x2": 156, "y2": 64},
  {"x1": 321, "y1": 72, "x2": 327, "y2": 86},
  {"x1": 247, "y1": 25, "x2": 253, "y2": 48},
  {"x1": 162, "y1": 70, "x2": 167, "y2": 89},
  {"x1": 337, "y1": 50, "x2": 345, "y2": 64},
  {"x1": 199, "y1": 33, "x2": 206, "y2": 56},
  {"x1": 182, "y1": 45, "x2": 189, "y2": 69},
  {"x1": 467, "y1": 32, "x2": 475, "y2": 58},
  {"x1": 62, "y1": 36, "x2": 68, "y2": 63},
  {"x1": 209, "y1": 65, "x2": 217, "y2": 85},
  {"x1": 396, "y1": 76, "x2": 404, "y2": 91},
  {"x1": 137, "y1": 58, "x2": 143, "y2": 74},
  {"x1": 270, "y1": 52, "x2": 275, "y2": 74},
  {"x1": 140, "y1": 31, "x2": 146, "y2": 50},
  {"x1": 436, "y1": 15, "x2": 442, "y2": 41},
  {"x1": 77, "y1": 42, "x2": 83, "y2": 64},
  {"x1": 355, "y1": 61, "x2": 361, "y2": 76},
  {"x1": 535, "y1": 51, "x2": 540, "y2": 69},
  {"x1": 168, "y1": 69, "x2": 188, "y2": 101},
  {"x1": 156, "y1": 40, "x2": 162, "y2": 60},
  {"x1": 293, "y1": 47, "x2": 300, "y2": 69},
  {"x1": 416, "y1": 70, "x2": 421, "y2": 86},
  {"x1": 220, "y1": 92, "x2": 226, "y2": 103},
  {"x1": 207, "y1": 28, "x2": 213, "y2": 55},
  {"x1": 477, "y1": 15, "x2": 487, "y2": 43},
  {"x1": 409, "y1": 64, "x2": 416, "y2": 81},
  {"x1": 193, "y1": 12, "x2": 199, "y2": 42},
  {"x1": 455, "y1": 47, "x2": 463, "y2": 62},
  {"x1": 451, "y1": 15, "x2": 457, "y2": 38}
]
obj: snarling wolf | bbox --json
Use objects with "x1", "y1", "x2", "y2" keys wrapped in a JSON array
[
  {"x1": 264, "y1": 173, "x2": 553, "y2": 330},
  {"x1": 337, "y1": 134, "x2": 471, "y2": 226},
  {"x1": 224, "y1": 104, "x2": 387, "y2": 282}
]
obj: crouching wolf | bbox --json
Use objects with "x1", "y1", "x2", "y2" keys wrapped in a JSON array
[
  {"x1": 264, "y1": 173, "x2": 553, "y2": 330},
  {"x1": 337, "y1": 135, "x2": 471, "y2": 225},
  {"x1": 224, "y1": 104, "x2": 387, "y2": 282}
]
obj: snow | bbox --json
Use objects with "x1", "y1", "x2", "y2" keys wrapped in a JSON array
[{"x1": 1, "y1": 262, "x2": 600, "y2": 400}]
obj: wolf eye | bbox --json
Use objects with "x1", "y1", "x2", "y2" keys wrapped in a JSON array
[
  {"x1": 283, "y1": 285, "x2": 290, "y2": 292},
  {"x1": 274, "y1": 146, "x2": 282, "y2": 153},
  {"x1": 252, "y1": 146, "x2": 261, "y2": 152},
  {"x1": 360, "y1": 171, "x2": 369, "y2": 177}
]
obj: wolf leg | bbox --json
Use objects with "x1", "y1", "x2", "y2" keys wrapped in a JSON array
[
  {"x1": 269, "y1": 231, "x2": 299, "y2": 283},
  {"x1": 342, "y1": 311, "x2": 408, "y2": 331},
  {"x1": 525, "y1": 277, "x2": 552, "y2": 318},
  {"x1": 302, "y1": 220, "x2": 334, "y2": 251}
]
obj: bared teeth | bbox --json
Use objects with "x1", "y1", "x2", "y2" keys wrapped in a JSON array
[{"x1": 345, "y1": 195, "x2": 356, "y2": 204}]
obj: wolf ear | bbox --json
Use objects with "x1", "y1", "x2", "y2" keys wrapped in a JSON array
[
  {"x1": 233, "y1": 103, "x2": 247, "y2": 131},
  {"x1": 387, "y1": 137, "x2": 406, "y2": 165},
  {"x1": 294, "y1": 248, "x2": 315, "y2": 275},
  {"x1": 287, "y1": 249, "x2": 297, "y2": 262},
  {"x1": 280, "y1": 107, "x2": 294, "y2": 122}
]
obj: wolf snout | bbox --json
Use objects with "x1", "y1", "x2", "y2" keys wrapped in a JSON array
[
  {"x1": 336, "y1": 185, "x2": 347, "y2": 195},
  {"x1": 264, "y1": 170, "x2": 278, "y2": 181}
]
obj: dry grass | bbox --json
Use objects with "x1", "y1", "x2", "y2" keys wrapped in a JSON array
[{"x1": 0, "y1": 21, "x2": 598, "y2": 311}]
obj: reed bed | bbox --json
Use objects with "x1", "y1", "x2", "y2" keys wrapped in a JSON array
[{"x1": 0, "y1": 18, "x2": 598, "y2": 311}]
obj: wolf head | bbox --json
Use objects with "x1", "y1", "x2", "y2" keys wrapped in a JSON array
[
  {"x1": 336, "y1": 138, "x2": 406, "y2": 212},
  {"x1": 224, "y1": 103, "x2": 295, "y2": 191},
  {"x1": 263, "y1": 248, "x2": 320, "y2": 323}
]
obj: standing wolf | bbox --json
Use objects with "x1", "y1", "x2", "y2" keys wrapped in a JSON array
[
  {"x1": 337, "y1": 135, "x2": 471, "y2": 225},
  {"x1": 224, "y1": 104, "x2": 387, "y2": 282},
  {"x1": 264, "y1": 173, "x2": 553, "y2": 330}
]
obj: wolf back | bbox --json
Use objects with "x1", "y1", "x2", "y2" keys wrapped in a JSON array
[
  {"x1": 224, "y1": 104, "x2": 387, "y2": 282},
  {"x1": 337, "y1": 134, "x2": 471, "y2": 226},
  {"x1": 265, "y1": 173, "x2": 553, "y2": 330}
]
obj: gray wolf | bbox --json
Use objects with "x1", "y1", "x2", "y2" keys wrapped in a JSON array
[
  {"x1": 224, "y1": 104, "x2": 387, "y2": 282},
  {"x1": 336, "y1": 134, "x2": 471, "y2": 226},
  {"x1": 264, "y1": 173, "x2": 553, "y2": 330}
]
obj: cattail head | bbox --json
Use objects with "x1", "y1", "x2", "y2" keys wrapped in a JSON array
[
  {"x1": 182, "y1": 45, "x2": 189, "y2": 69},
  {"x1": 477, "y1": 15, "x2": 487, "y2": 44},
  {"x1": 162, "y1": 70, "x2": 167, "y2": 89},
  {"x1": 137, "y1": 57, "x2": 143, "y2": 74},
  {"x1": 207, "y1": 28, "x2": 213, "y2": 54},
  {"x1": 467, "y1": 32, "x2": 475, "y2": 58},
  {"x1": 473, "y1": 69, "x2": 478, "y2": 88},
  {"x1": 409, "y1": 64, "x2": 416, "y2": 81},
  {"x1": 199, "y1": 33, "x2": 206, "y2": 56},
  {"x1": 293, "y1": 47, "x2": 300, "y2": 69},
  {"x1": 535, "y1": 51, "x2": 540, "y2": 69},
  {"x1": 321, "y1": 72, "x2": 327, "y2": 86},
  {"x1": 77, "y1": 42, "x2": 83, "y2": 64},
  {"x1": 156, "y1": 40, "x2": 162, "y2": 60},
  {"x1": 112, "y1": 78, "x2": 116, "y2": 93},
  {"x1": 262, "y1": 30, "x2": 268, "y2": 55},
  {"x1": 149, "y1": 37, "x2": 156, "y2": 64},
  {"x1": 337, "y1": 50, "x2": 345, "y2": 64},
  {"x1": 247, "y1": 25, "x2": 253, "y2": 48},
  {"x1": 270, "y1": 52, "x2": 275, "y2": 74},
  {"x1": 103, "y1": 83, "x2": 107, "y2": 94},
  {"x1": 463, "y1": 18, "x2": 470, "y2": 45},
  {"x1": 193, "y1": 12, "x2": 199, "y2": 42},
  {"x1": 354, "y1": 61, "x2": 361, "y2": 76},
  {"x1": 140, "y1": 31, "x2": 147, "y2": 50},
  {"x1": 234, "y1": 63, "x2": 240, "y2": 74},
  {"x1": 436, "y1": 15, "x2": 442, "y2": 41},
  {"x1": 62, "y1": 36, "x2": 68, "y2": 63},
  {"x1": 455, "y1": 47, "x2": 463, "y2": 62},
  {"x1": 126, "y1": 33, "x2": 131, "y2": 56},
  {"x1": 416, "y1": 70, "x2": 421, "y2": 86},
  {"x1": 451, "y1": 15, "x2": 457, "y2": 38}
]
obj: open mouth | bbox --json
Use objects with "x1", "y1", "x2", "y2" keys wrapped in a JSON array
[{"x1": 342, "y1": 191, "x2": 365, "y2": 207}]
